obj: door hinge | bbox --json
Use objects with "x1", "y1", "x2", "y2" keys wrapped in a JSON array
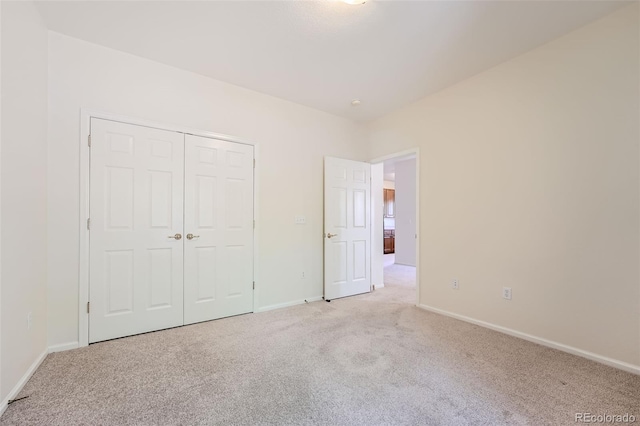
[
  {"x1": 88, "y1": 134, "x2": 91, "y2": 147},
  {"x1": 253, "y1": 281, "x2": 255, "y2": 290},
  {"x1": 87, "y1": 218, "x2": 91, "y2": 230},
  {"x1": 87, "y1": 302, "x2": 90, "y2": 314}
]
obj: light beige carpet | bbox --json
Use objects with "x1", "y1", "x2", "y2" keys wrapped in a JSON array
[{"x1": 1, "y1": 271, "x2": 638, "y2": 425}]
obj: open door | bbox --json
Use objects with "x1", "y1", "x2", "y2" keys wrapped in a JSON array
[{"x1": 324, "y1": 157, "x2": 371, "y2": 301}]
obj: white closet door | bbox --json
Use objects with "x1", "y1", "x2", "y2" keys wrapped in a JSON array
[
  {"x1": 183, "y1": 134, "x2": 254, "y2": 325},
  {"x1": 89, "y1": 118, "x2": 185, "y2": 343}
]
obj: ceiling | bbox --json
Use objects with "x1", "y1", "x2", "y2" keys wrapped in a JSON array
[{"x1": 35, "y1": 1, "x2": 629, "y2": 121}]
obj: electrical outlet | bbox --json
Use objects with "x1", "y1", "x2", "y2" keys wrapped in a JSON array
[
  {"x1": 451, "y1": 279, "x2": 459, "y2": 290},
  {"x1": 301, "y1": 271, "x2": 306, "y2": 279},
  {"x1": 27, "y1": 312, "x2": 32, "y2": 330},
  {"x1": 503, "y1": 287, "x2": 512, "y2": 300}
]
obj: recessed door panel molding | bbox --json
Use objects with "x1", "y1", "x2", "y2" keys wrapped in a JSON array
[
  {"x1": 149, "y1": 171, "x2": 173, "y2": 229},
  {"x1": 353, "y1": 189, "x2": 366, "y2": 228},
  {"x1": 324, "y1": 157, "x2": 371, "y2": 301},
  {"x1": 353, "y1": 169, "x2": 366, "y2": 184},
  {"x1": 333, "y1": 241, "x2": 348, "y2": 284},
  {"x1": 198, "y1": 146, "x2": 217, "y2": 165},
  {"x1": 334, "y1": 187, "x2": 347, "y2": 228},
  {"x1": 105, "y1": 250, "x2": 134, "y2": 315},
  {"x1": 150, "y1": 139, "x2": 173, "y2": 159},
  {"x1": 226, "y1": 150, "x2": 246, "y2": 168},
  {"x1": 107, "y1": 132, "x2": 134, "y2": 155},
  {"x1": 226, "y1": 245, "x2": 250, "y2": 298},
  {"x1": 226, "y1": 178, "x2": 245, "y2": 229},
  {"x1": 148, "y1": 248, "x2": 173, "y2": 309},
  {"x1": 89, "y1": 118, "x2": 185, "y2": 343},
  {"x1": 105, "y1": 167, "x2": 134, "y2": 230},
  {"x1": 195, "y1": 246, "x2": 217, "y2": 302},
  {"x1": 183, "y1": 134, "x2": 254, "y2": 325},
  {"x1": 353, "y1": 240, "x2": 367, "y2": 281},
  {"x1": 196, "y1": 175, "x2": 217, "y2": 229}
]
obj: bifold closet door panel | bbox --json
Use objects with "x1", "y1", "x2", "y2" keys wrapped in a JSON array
[
  {"x1": 183, "y1": 134, "x2": 254, "y2": 325},
  {"x1": 89, "y1": 118, "x2": 185, "y2": 343}
]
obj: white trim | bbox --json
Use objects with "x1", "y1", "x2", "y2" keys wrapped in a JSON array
[
  {"x1": 370, "y1": 149, "x2": 418, "y2": 164},
  {"x1": 0, "y1": 349, "x2": 47, "y2": 417},
  {"x1": 370, "y1": 162, "x2": 384, "y2": 290},
  {"x1": 417, "y1": 304, "x2": 640, "y2": 375},
  {"x1": 370, "y1": 148, "x2": 420, "y2": 307},
  {"x1": 79, "y1": 110, "x2": 90, "y2": 348},
  {"x1": 252, "y1": 143, "x2": 260, "y2": 313},
  {"x1": 48, "y1": 341, "x2": 79, "y2": 354},
  {"x1": 256, "y1": 296, "x2": 324, "y2": 313},
  {"x1": 79, "y1": 108, "x2": 258, "y2": 348}
]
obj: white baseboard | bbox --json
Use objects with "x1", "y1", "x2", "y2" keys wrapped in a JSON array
[
  {"x1": 0, "y1": 349, "x2": 48, "y2": 417},
  {"x1": 373, "y1": 283, "x2": 385, "y2": 289},
  {"x1": 257, "y1": 296, "x2": 324, "y2": 313},
  {"x1": 417, "y1": 304, "x2": 640, "y2": 376},
  {"x1": 48, "y1": 341, "x2": 79, "y2": 353}
]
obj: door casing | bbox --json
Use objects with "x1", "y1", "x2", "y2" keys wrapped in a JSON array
[{"x1": 79, "y1": 109, "x2": 259, "y2": 348}]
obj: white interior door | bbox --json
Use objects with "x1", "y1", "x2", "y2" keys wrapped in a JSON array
[
  {"x1": 324, "y1": 157, "x2": 371, "y2": 300},
  {"x1": 89, "y1": 118, "x2": 185, "y2": 343},
  {"x1": 183, "y1": 134, "x2": 254, "y2": 325}
]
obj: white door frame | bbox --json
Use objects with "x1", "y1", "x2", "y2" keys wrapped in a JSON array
[
  {"x1": 370, "y1": 148, "x2": 420, "y2": 307},
  {"x1": 79, "y1": 109, "x2": 259, "y2": 347}
]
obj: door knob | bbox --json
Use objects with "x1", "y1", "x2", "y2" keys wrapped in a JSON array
[
  {"x1": 168, "y1": 233, "x2": 182, "y2": 240},
  {"x1": 186, "y1": 233, "x2": 200, "y2": 240},
  {"x1": 327, "y1": 233, "x2": 338, "y2": 238}
]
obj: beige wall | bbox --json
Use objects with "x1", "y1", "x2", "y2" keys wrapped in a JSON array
[
  {"x1": 394, "y1": 158, "x2": 416, "y2": 267},
  {"x1": 47, "y1": 32, "x2": 368, "y2": 348},
  {"x1": 0, "y1": 1, "x2": 49, "y2": 401},
  {"x1": 368, "y1": 4, "x2": 640, "y2": 367}
]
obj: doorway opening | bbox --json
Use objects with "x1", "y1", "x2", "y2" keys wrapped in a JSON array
[{"x1": 371, "y1": 150, "x2": 419, "y2": 305}]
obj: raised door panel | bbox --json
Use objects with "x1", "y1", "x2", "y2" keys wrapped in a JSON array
[
  {"x1": 183, "y1": 134, "x2": 254, "y2": 325},
  {"x1": 89, "y1": 118, "x2": 184, "y2": 343}
]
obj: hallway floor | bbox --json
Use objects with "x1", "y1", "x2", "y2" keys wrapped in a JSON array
[{"x1": 383, "y1": 253, "x2": 416, "y2": 293}]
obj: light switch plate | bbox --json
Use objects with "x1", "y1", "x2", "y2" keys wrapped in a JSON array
[{"x1": 295, "y1": 215, "x2": 306, "y2": 224}]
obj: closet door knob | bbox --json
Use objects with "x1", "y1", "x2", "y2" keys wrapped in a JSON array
[
  {"x1": 186, "y1": 234, "x2": 200, "y2": 240},
  {"x1": 168, "y1": 233, "x2": 182, "y2": 240}
]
